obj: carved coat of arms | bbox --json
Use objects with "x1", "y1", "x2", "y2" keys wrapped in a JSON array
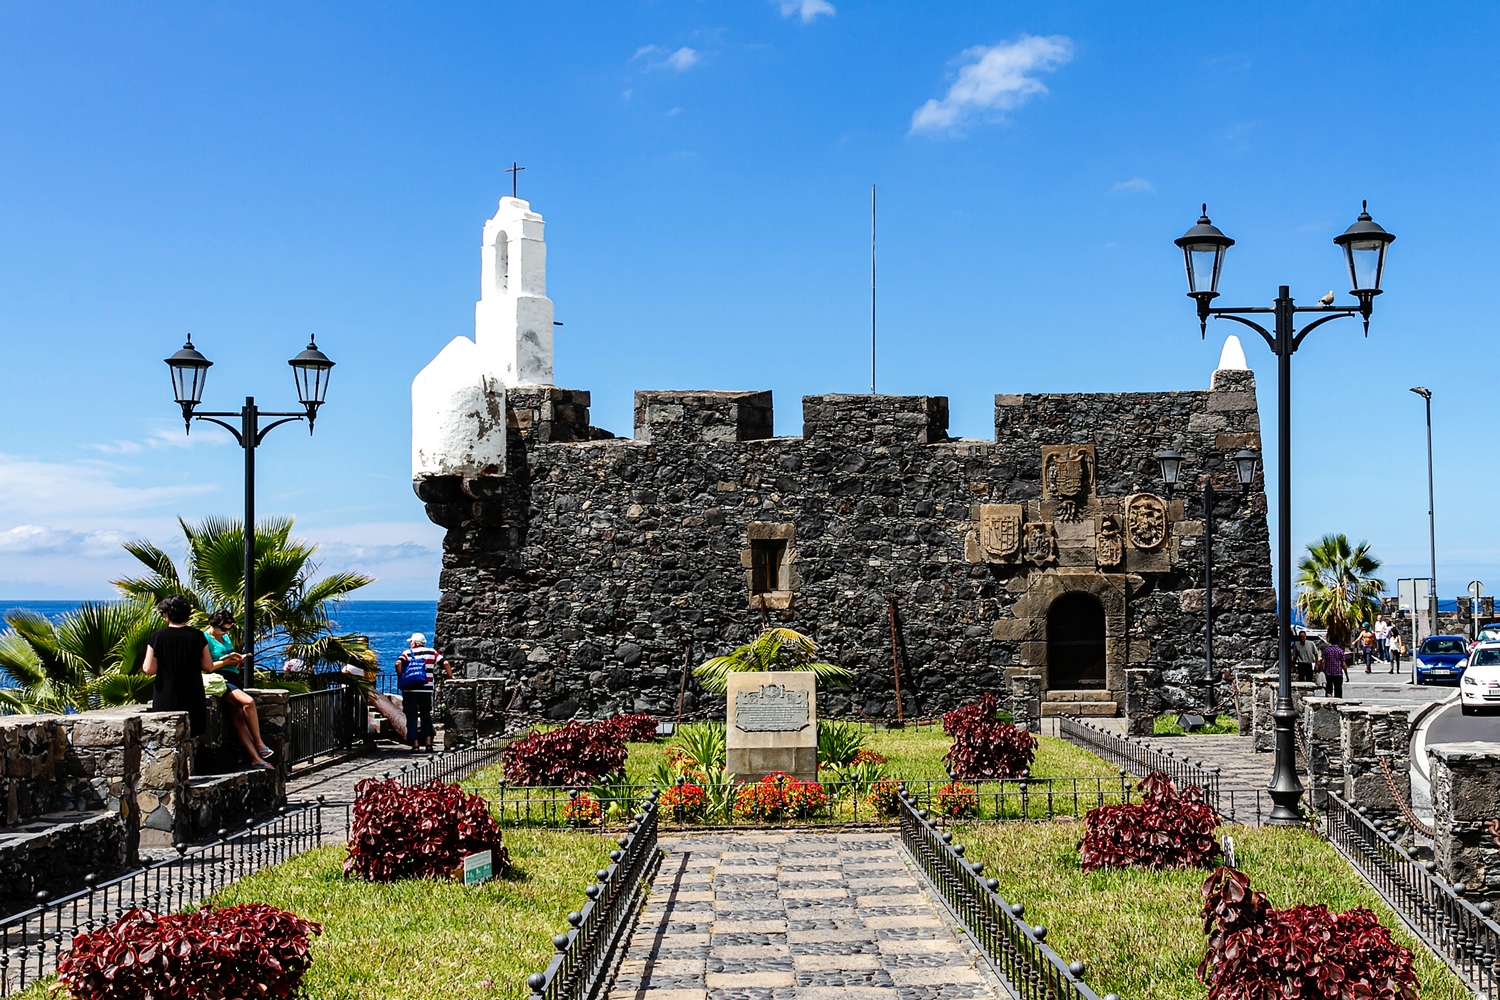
[
  {"x1": 1023, "y1": 522, "x2": 1057, "y2": 567},
  {"x1": 1096, "y1": 514, "x2": 1124, "y2": 569},
  {"x1": 978, "y1": 504, "x2": 1022, "y2": 562},
  {"x1": 1126, "y1": 494, "x2": 1168, "y2": 550},
  {"x1": 1043, "y1": 445, "x2": 1095, "y2": 521}
]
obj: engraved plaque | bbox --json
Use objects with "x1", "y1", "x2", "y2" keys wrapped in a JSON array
[{"x1": 734, "y1": 683, "x2": 811, "y2": 732}]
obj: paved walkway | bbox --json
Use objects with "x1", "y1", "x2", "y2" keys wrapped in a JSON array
[{"x1": 607, "y1": 832, "x2": 1002, "y2": 1000}]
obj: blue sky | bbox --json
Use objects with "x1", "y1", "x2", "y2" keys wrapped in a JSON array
[{"x1": 1, "y1": 2, "x2": 1496, "y2": 600}]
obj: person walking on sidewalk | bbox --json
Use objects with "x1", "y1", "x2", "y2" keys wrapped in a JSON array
[
  {"x1": 1374, "y1": 615, "x2": 1391, "y2": 662},
  {"x1": 395, "y1": 633, "x2": 452, "y2": 753},
  {"x1": 1357, "y1": 622, "x2": 1377, "y2": 673},
  {"x1": 1292, "y1": 630, "x2": 1318, "y2": 683},
  {"x1": 1320, "y1": 629, "x2": 1349, "y2": 698},
  {"x1": 1388, "y1": 630, "x2": 1406, "y2": 674}
]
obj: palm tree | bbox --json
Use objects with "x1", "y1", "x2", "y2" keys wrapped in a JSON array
[
  {"x1": 0, "y1": 603, "x2": 156, "y2": 714},
  {"x1": 112, "y1": 516, "x2": 375, "y2": 673},
  {"x1": 1296, "y1": 533, "x2": 1386, "y2": 638},
  {"x1": 693, "y1": 627, "x2": 856, "y2": 695}
]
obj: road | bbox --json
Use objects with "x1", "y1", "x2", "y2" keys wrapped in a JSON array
[{"x1": 1423, "y1": 697, "x2": 1500, "y2": 745}]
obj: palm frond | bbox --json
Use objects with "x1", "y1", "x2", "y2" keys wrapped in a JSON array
[{"x1": 692, "y1": 628, "x2": 855, "y2": 694}]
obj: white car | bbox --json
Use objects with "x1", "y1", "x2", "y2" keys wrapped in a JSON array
[{"x1": 1460, "y1": 642, "x2": 1500, "y2": 715}]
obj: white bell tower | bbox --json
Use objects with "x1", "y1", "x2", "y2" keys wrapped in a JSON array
[{"x1": 475, "y1": 197, "x2": 554, "y2": 386}]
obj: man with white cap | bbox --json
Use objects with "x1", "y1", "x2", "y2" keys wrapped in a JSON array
[{"x1": 394, "y1": 632, "x2": 452, "y2": 753}]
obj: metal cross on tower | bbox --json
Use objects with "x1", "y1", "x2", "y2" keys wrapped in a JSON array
[{"x1": 506, "y1": 161, "x2": 526, "y2": 198}]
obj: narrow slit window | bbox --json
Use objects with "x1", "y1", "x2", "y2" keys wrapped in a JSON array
[{"x1": 750, "y1": 538, "x2": 788, "y2": 594}]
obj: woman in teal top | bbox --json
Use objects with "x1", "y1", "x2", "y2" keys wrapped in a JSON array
[{"x1": 205, "y1": 610, "x2": 274, "y2": 768}]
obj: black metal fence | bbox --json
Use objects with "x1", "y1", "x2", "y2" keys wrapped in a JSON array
[
  {"x1": 396, "y1": 736, "x2": 510, "y2": 787},
  {"x1": 462, "y1": 774, "x2": 1147, "y2": 829},
  {"x1": 0, "y1": 799, "x2": 344, "y2": 996},
  {"x1": 1323, "y1": 791, "x2": 1500, "y2": 995},
  {"x1": 285, "y1": 685, "x2": 361, "y2": 767},
  {"x1": 899, "y1": 788, "x2": 1114, "y2": 1000},
  {"x1": 526, "y1": 792, "x2": 661, "y2": 1000},
  {"x1": 1057, "y1": 716, "x2": 1224, "y2": 812}
]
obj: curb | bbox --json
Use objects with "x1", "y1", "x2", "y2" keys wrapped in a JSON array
[{"x1": 1408, "y1": 691, "x2": 1460, "y2": 781}]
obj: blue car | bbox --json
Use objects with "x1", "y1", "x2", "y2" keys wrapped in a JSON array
[{"x1": 1415, "y1": 635, "x2": 1470, "y2": 684}]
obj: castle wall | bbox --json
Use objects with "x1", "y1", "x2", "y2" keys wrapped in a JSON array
[{"x1": 415, "y1": 370, "x2": 1275, "y2": 720}]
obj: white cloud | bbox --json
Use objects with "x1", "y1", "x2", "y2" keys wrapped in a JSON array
[
  {"x1": 634, "y1": 45, "x2": 701, "y2": 72},
  {"x1": 909, "y1": 34, "x2": 1073, "y2": 136},
  {"x1": 0, "y1": 453, "x2": 215, "y2": 521},
  {"x1": 1110, "y1": 177, "x2": 1156, "y2": 194},
  {"x1": 778, "y1": 0, "x2": 835, "y2": 22},
  {"x1": 665, "y1": 106, "x2": 683, "y2": 117}
]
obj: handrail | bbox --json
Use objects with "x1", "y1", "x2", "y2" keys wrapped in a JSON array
[
  {"x1": 1323, "y1": 791, "x2": 1500, "y2": 995},
  {"x1": 526, "y1": 792, "x2": 661, "y2": 1000},
  {"x1": 897, "y1": 787, "x2": 1116, "y2": 1000},
  {"x1": 0, "y1": 799, "x2": 344, "y2": 995},
  {"x1": 285, "y1": 685, "x2": 359, "y2": 766},
  {"x1": 1057, "y1": 715, "x2": 1224, "y2": 816}
]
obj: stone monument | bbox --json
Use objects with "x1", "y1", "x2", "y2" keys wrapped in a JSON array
[{"x1": 725, "y1": 672, "x2": 817, "y2": 781}]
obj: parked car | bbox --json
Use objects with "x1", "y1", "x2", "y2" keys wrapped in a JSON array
[
  {"x1": 1476, "y1": 623, "x2": 1500, "y2": 645},
  {"x1": 1415, "y1": 635, "x2": 1471, "y2": 684},
  {"x1": 1460, "y1": 643, "x2": 1500, "y2": 715}
]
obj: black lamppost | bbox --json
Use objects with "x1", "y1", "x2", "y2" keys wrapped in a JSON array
[
  {"x1": 1155, "y1": 448, "x2": 1261, "y2": 708},
  {"x1": 1174, "y1": 202, "x2": 1395, "y2": 825},
  {"x1": 164, "y1": 336, "x2": 336, "y2": 689},
  {"x1": 1409, "y1": 387, "x2": 1438, "y2": 643}
]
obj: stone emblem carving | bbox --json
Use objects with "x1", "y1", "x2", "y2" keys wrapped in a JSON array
[
  {"x1": 1126, "y1": 494, "x2": 1169, "y2": 550},
  {"x1": 977, "y1": 504, "x2": 1023, "y2": 562},
  {"x1": 1023, "y1": 522, "x2": 1057, "y2": 567},
  {"x1": 1042, "y1": 445, "x2": 1095, "y2": 520},
  {"x1": 734, "y1": 683, "x2": 812, "y2": 733},
  {"x1": 1096, "y1": 514, "x2": 1124, "y2": 569}
]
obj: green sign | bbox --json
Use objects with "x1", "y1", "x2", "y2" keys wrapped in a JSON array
[{"x1": 463, "y1": 849, "x2": 494, "y2": 885}]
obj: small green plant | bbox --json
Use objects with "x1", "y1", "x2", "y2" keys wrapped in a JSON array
[
  {"x1": 670, "y1": 722, "x2": 727, "y2": 774},
  {"x1": 1154, "y1": 715, "x2": 1240, "y2": 737},
  {"x1": 816, "y1": 719, "x2": 867, "y2": 767}
]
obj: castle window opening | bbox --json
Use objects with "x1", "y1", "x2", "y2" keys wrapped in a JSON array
[{"x1": 751, "y1": 538, "x2": 788, "y2": 594}]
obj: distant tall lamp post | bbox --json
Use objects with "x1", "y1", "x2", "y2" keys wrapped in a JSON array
[
  {"x1": 164, "y1": 336, "x2": 336, "y2": 689},
  {"x1": 1174, "y1": 202, "x2": 1395, "y2": 825},
  {"x1": 1155, "y1": 448, "x2": 1262, "y2": 708},
  {"x1": 1409, "y1": 387, "x2": 1438, "y2": 641}
]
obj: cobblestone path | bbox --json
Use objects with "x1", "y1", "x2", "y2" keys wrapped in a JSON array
[{"x1": 607, "y1": 832, "x2": 1004, "y2": 1000}]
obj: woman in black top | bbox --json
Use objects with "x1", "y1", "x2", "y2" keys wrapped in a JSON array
[{"x1": 142, "y1": 595, "x2": 212, "y2": 737}]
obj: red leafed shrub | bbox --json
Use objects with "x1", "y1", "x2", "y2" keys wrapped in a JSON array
[
  {"x1": 734, "y1": 772, "x2": 828, "y2": 821},
  {"x1": 1079, "y1": 771, "x2": 1220, "y2": 872},
  {"x1": 851, "y1": 748, "x2": 888, "y2": 766},
  {"x1": 344, "y1": 778, "x2": 509, "y2": 882},
  {"x1": 937, "y1": 782, "x2": 979, "y2": 819},
  {"x1": 942, "y1": 693, "x2": 1037, "y2": 780},
  {"x1": 660, "y1": 782, "x2": 708, "y2": 821},
  {"x1": 599, "y1": 712, "x2": 660, "y2": 743},
  {"x1": 503, "y1": 721, "x2": 629, "y2": 786},
  {"x1": 1199, "y1": 867, "x2": 1419, "y2": 1000},
  {"x1": 57, "y1": 903, "x2": 321, "y2": 1000}
]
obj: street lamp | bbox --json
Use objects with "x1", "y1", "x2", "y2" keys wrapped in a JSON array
[
  {"x1": 1410, "y1": 387, "x2": 1437, "y2": 642},
  {"x1": 1154, "y1": 449, "x2": 1261, "y2": 712},
  {"x1": 1174, "y1": 203, "x2": 1395, "y2": 825},
  {"x1": 164, "y1": 336, "x2": 337, "y2": 689}
]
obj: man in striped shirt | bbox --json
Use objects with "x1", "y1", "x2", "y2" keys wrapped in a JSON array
[{"x1": 395, "y1": 633, "x2": 453, "y2": 753}]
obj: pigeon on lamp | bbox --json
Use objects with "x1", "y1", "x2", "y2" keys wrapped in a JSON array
[{"x1": 1318, "y1": 290, "x2": 1336, "y2": 306}]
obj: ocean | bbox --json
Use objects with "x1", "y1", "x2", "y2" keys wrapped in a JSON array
[{"x1": 0, "y1": 599, "x2": 438, "y2": 689}]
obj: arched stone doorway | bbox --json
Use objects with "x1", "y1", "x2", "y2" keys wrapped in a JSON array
[{"x1": 1047, "y1": 592, "x2": 1107, "y2": 690}]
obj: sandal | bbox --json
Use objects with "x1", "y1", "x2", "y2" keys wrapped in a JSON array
[{"x1": 259, "y1": 746, "x2": 274, "y2": 759}]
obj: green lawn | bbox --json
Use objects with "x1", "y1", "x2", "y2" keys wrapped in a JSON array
[{"x1": 956, "y1": 821, "x2": 1469, "y2": 1000}]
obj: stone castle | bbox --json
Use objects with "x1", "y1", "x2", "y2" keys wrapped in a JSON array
[{"x1": 411, "y1": 196, "x2": 1276, "y2": 721}]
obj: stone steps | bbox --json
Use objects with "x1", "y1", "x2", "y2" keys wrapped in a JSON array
[{"x1": 1042, "y1": 688, "x2": 1119, "y2": 718}]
